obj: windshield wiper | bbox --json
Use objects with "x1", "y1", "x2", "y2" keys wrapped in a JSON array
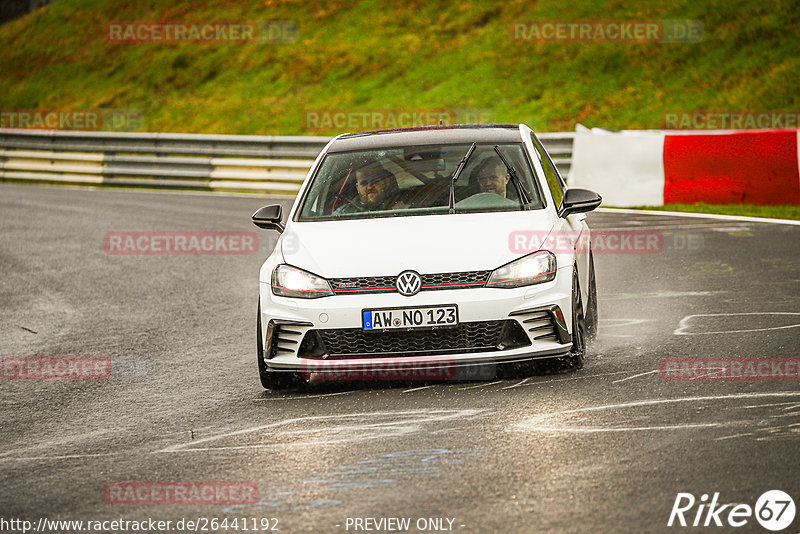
[
  {"x1": 448, "y1": 143, "x2": 477, "y2": 214},
  {"x1": 493, "y1": 145, "x2": 531, "y2": 210}
]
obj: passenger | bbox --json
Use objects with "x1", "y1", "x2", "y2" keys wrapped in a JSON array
[{"x1": 474, "y1": 159, "x2": 510, "y2": 197}]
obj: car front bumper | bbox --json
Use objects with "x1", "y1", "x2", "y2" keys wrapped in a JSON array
[{"x1": 259, "y1": 266, "x2": 575, "y2": 374}]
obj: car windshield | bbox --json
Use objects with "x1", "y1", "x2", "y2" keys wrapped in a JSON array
[{"x1": 297, "y1": 143, "x2": 544, "y2": 221}]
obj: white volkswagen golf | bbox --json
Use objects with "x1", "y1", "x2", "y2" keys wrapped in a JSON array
[{"x1": 252, "y1": 124, "x2": 601, "y2": 389}]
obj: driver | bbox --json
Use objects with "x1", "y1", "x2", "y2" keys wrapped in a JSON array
[
  {"x1": 335, "y1": 163, "x2": 399, "y2": 213},
  {"x1": 474, "y1": 159, "x2": 510, "y2": 197}
]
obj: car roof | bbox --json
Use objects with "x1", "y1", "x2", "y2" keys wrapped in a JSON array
[{"x1": 326, "y1": 124, "x2": 525, "y2": 153}]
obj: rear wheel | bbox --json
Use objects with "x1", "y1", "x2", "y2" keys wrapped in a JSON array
[
  {"x1": 585, "y1": 251, "x2": 598, "y2": 342},
  {"x1": 257, "y1": 300, "x2": 303, "y2": 390}
]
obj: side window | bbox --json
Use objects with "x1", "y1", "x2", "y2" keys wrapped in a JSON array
[{"x1": 530, "y1": 133, "x2": 563, "y2": 208}]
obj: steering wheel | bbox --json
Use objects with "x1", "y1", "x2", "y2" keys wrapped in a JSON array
[{"x1": 456, "y1": 192, "x2": 518, "y2": 209}]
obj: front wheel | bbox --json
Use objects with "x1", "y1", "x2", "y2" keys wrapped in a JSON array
[
  {"x1": 565, "y1": 268, "x2": 586, "y2": 369},
  {"x1": 257, "y1": 299, "x2": 303, "y2": 390}
]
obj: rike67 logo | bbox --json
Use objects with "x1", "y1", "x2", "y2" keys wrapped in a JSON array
[{"x1": 668, "y1": 490, "x2": 795, "y2": 531}]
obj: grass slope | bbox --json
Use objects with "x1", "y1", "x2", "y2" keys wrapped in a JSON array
[{"x1": 1, "y1": 0, "x2": 798, "y2": 135}]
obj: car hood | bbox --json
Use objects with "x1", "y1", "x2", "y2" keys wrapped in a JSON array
[{"x1": 281, "y1": 211, "x2": 555, "y2": 277}]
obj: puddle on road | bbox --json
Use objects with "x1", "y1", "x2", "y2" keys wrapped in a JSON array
[{"x1": 510, "y1": 391, "x2": 800, "y2": 439}]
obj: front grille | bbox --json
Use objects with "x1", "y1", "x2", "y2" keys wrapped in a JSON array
[
  {"x1": 329, "y1": 275, "x2": 396, "y2": 293},
  {"x1": 421, "y1": 271, "x2": 491, "y2": 290},
  {"x1": 329, "y1": 270, "x2": 491, "y2": 295},
  {"x1": 298, "y1": 320, "x2": 530, "y2": 359}
]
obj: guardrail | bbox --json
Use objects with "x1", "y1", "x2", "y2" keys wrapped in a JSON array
[
  {"x1": 537, "y1": 132, "x2": 574, "y2": 176},
  {"x1": 0, "y1": 129, "x2": 574, "y2": 195}
]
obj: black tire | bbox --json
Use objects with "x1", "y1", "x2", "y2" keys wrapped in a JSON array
[
  {"x1": 257, "y1": 299, "x2": 303, "y2": 390},
  {"x1": 565, "y1": 268, "x2": 586, "y2": 369},
  {"x1": 585, "y1": 251, "x2": 598, "y2": 342}
]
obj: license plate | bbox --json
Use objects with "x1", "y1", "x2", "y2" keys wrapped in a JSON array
[{"x1": 362, "y1": 305, "x2": 458, "y2": 331}]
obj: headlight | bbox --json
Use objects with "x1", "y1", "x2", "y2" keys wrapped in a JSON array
[
  {"x1": 486, "y1": 251, "x2": 556, "y2": 288},
  {"x1": 271, "y1": 264, "x2": 333, "y2": 299}
]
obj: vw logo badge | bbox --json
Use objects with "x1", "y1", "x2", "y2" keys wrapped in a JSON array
[{"x1": 396, "y1": 270, "x2": 421, "y2": 296}]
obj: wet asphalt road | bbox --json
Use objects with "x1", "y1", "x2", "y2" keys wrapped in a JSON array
[{"x1": 0, "y1": 183, "x2": 799, "y2": 534}]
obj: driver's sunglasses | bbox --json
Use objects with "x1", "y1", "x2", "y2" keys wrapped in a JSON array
[{"x1": 356, "y1": 175, "x2": 385, "y2": 187}]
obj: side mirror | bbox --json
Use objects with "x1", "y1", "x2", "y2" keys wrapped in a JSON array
[
  {"x1": 560, "y1": 188, "x2": 602, "y2": 217},
  {"x1": 252, "y1": 204, "x2": 285, "y2": 232}
]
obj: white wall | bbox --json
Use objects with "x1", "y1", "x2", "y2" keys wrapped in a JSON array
[{"x1": 568, "y1": 126, "x2": 665, "y2": 207}]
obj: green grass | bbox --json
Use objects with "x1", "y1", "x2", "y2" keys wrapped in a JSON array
[
  {"x1": 3, "y1": 1, "x2": 799, "y2": 209},
  {"x1": 1, "y1": 0, "x2": 798, "y2": 135},
  {"x1": 610, "y1": 203, "x2": 800, "y2": 220}
]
